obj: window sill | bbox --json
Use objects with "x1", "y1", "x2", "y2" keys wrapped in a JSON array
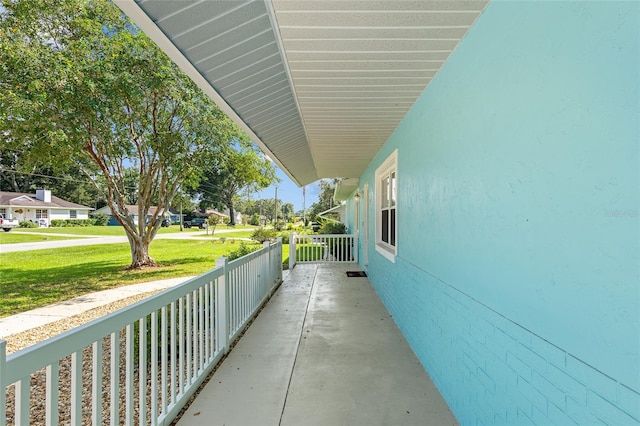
[{"x1": 375, "y1": 243, "x2": 396, "y2": 263}]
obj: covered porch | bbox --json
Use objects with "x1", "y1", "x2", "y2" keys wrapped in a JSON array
[{"x1": 178, "y1": 263, "x2": 455, "y2": 426}]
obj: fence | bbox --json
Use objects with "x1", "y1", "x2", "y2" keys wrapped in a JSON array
[
  {"x1": 288, "y1": 233, "x2": 357, "y2": 270},
  {"x1": 0, "y1": 239, "x2": 282, "y2": 426}
]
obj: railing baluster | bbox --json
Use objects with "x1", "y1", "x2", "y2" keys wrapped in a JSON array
[
  {"x1": 170, "y1": 300, "x2": 177, "y2": 405},
  {"x1": 71, "y1": 350, "x2": 82, "y2": 424},
  {"x1": 125, "y1": 323, "x2": 134, "y2": 426},
  {"x1": 210, "y1": 280, "x2": 216, "y2": 357},
  {"x1": 138, "y1": 318, "x2": 147, "y2": 426},
  {"x1": 110, "y1": 331, "x2": 120, "y2": 426},
  {"x1": 186, "y1": 292, "x2": 192, "y2": 386},
  {"x1": 161, "y1": 305, "x2": 168, "y2": 416},
  {"x1": 92, "y1": 340, "x2": 103, "y2": 426},
  {"x1": 192, "y1": 289, "x2": 198, "y2": 377},
  {"x1": 151, "y1": 310, "x2": 158, "y2": 426},
  {"x1": 46, "y1": 362, "x2": 59, "y2": 426},
  {"x1": 204, "y1": 282, "x2": 213, "y2": 362},
  {"x1": 178, "y1": 297, "x2": 184, "y2": 396},
  {"x1": 15, "y1": 377, "x2": 30, "y2": 425},
  {"x1": 199, "y1": 286, "x2": 204, "y2": 372}
]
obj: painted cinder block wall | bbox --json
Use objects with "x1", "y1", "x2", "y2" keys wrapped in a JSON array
[{"x1": 351, "y1": 2, "x2": 639, "y2": 424}]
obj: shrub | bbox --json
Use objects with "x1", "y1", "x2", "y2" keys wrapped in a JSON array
[
  {"x1": 318, "y1": 222, "x2": 346, "y2": 235},
  {"x1": 227, "y1": 243, "x2": 259, "y2": 261},
  {"x1": 251, "y1": 228, "x2": 277, "y2": 243},
  {"x1": 249, "y1": 213, "x2": 261, "y2": 226},
  {"x1": 278, "y1": 233, "x2": 290, "y2": 244},
  {"x1": 19, "y1": 221, "x2": 38, "y2": 228},
  {"x1": 91, "y1": 213, "x2": 109, "y2": 226},
  {"x1": 318, "y1": 222, "x2": 352, "y2": 261},
  {"x1": 51, "y1": 219, "x2": 94, "y2": 227}
]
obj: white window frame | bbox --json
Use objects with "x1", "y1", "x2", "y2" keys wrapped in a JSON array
[
  {"x1": 0, "y1": 208, "x2": 6, "y2": 216},
  {"x1": 36, "y1": 209, "x2": 48, "y2": 219},
  {"x1": 69, "y1": 210, "x2": 77, "y2": 219},
  {"x1": 375, "y1": 149, "x2": 398, "y2": 262}
]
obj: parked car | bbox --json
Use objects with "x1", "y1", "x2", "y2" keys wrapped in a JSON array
[
  {"x1": 183, "y1": 218, "x2": 207, "y2": 229},
  {"x1": 161, "y1": 218, "x2": 171, "y2": 227},
  {"x1": 0, "y1": 214, "x2": 20, "y2": 232}
]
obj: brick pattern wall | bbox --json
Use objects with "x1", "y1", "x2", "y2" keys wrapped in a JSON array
[{"x1": 367, "y1": 256, "x2": 640, "y2": 425}]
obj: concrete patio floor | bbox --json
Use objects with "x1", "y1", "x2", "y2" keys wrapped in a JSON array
[{"x1": 178, "y1": 263, "x2": 458, "y2": 426}]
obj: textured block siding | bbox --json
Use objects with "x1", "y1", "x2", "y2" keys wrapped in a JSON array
[{"x1": 367, "y1": 255, "x2": 640, "y2": 425}]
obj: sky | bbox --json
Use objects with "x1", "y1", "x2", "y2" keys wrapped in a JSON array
[{"x1": 253, "y1": 167, "x2": 321, "y2": 213}]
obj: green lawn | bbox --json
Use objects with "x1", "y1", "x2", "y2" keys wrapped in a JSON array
[
  {"x1": 198, "y1": 231, "x2": 256, "y2": 239},
  {"x1": 295, "y1": 244, "x2": 326, "y2": 261},
  {"x1": 0, "y1": 232, "x2": 85, "y2": 244},
  {"x1": 0, "y1": 239, "x2": 264, "y2": 318}
]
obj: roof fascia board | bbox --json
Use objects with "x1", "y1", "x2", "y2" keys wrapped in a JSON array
[{"x1": 113, "y1": 0, "x2": 303, "y2": 186}]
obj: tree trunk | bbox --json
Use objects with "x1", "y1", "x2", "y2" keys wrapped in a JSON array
[
  {"x1": 127, "y1": 234, "x2": 157, "y2": 269},
  {"x1": 228, "y1": 202, "x2": 236, "y2": 226}
]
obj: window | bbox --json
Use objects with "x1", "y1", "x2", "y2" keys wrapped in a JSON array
[
  {"x1": 0, "y1": 208, "x2": 6, "y2": 216},
  {"x1": 69, "y1": 210, "x2": 77, "y2": 219},
  {"x1": 375, "y1": 150, "x2": 398, "y2": 262},
  {"x1": 36, "y1": 209, "x2": 48, "y2": 219}
]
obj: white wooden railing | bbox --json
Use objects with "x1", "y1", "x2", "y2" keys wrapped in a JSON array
[
  {"x1": 288, "y1": 233, "x2": 357, "y2": 270},
  {"x1": 0, "y1": 239, "x2": 282, "y2": 426}
]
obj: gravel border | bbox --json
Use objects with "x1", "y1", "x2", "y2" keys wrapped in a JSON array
[
  {"x1": 3, "y1": 281, "x2": 279, "y2": 425},
  {"x1": 3, "y1": 291, "x2": 163, "y2": 425}
]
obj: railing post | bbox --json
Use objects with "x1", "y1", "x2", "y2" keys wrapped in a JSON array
[
  {"x1": 276, "y1": 237, "x2": 283, "y2": 284},
  {"x1": 263, "y1": 241, "x2": 271, "y2": 289},
  {"x1": 354, "y1": 232, "x2": 359, "y2": 263},
  {"x1": 0, "y1": 340, "x2": 6, "y2": 426},
  {"x1": 289, "y1": 233, "x2": 296, "y2": 270},
  {"x1": 216, "y1": 256, "x2": 229, "y2": 354}
]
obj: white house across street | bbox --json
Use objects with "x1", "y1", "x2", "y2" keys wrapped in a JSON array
[{"x1": 0, "y1": 190, "x2": 92, "y2": 227}]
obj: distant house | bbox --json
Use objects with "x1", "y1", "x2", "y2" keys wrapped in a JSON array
[
  {"x1": 197, "y1": 209, "x2": 242, "y2": 225},
  {"x1": 95, "y1": 205, "x2": 180, "y2": 226},
  {"x1": 0, "y1": 190, "x2": 92, "y2": 227},
  {"x1": 222, "y1": 209, "x2": 243, "y2": 225}
]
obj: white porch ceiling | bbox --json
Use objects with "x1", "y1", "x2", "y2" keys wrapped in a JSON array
[{"x1": 115, "y1": 0, "x2": 489, "y2": 186}]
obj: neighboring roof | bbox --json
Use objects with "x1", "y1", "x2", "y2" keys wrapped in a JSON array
[
  {"x1": 206, "y1": 210, "x2": 228, "y2": 218},
  {"x1": 0, "y1": 191, "x2": 92, "y2": 210},
  {"x1": 114, "y1": 1, "x2": 489, "y2": 186},
  {"x1": 317, "y1": 204, "x2": 345, "y2": 224},
  {"x1": 334, "y1": 178, "x2": 360, "y2": 202}
]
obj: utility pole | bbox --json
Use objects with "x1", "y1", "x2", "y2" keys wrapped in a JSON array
[{"x1": 274, "y1": 186, "x2": 278, "y2": 226}]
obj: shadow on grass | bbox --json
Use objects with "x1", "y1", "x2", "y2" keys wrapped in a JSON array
[
  {"x1": 0, "y1": 256, "x2": 212, "y2": 318},
  {"x1": 0, "y1": 239, "x2": 265, "y2": 317}
]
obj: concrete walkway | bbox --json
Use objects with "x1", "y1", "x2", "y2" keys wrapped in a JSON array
[
  {"x1": 0, "y1": 277, "x2": 193, "y2": 339},
  {"x1": 178, "y1": 264, "x2": 458, "y2": 426}
]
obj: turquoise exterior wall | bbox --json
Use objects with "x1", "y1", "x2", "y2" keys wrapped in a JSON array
[{"x1": 355, "y1": 2, "x2": 639, "y2": 424}]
